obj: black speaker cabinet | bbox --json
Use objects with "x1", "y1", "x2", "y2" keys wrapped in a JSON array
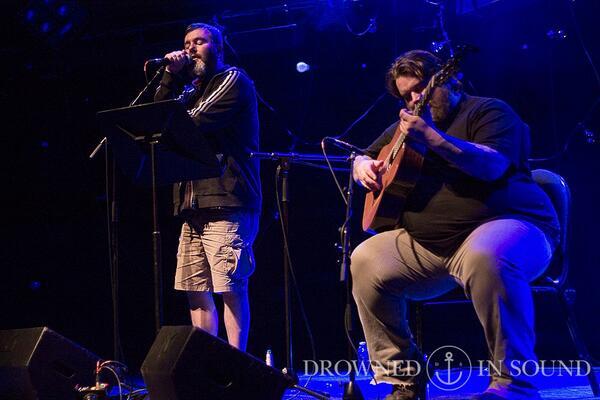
[
  {"x1": 141, "y1": 326, "x2": 294, "y2": 400},
  {"x1": 0, "y1": 327, "x2": 100, "y2": 400}
]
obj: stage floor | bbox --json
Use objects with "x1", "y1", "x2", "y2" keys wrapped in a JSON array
[
  {"x1": 114, "y1": 366, "x2": 600, "y2": 399},
  {"x1": 283, "y1": 368, "x2": 600, "y2": 399}
]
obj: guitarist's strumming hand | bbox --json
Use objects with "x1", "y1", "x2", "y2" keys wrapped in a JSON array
[{"x1": 353, "y1": 156, "x2": 386, "y2": 191}]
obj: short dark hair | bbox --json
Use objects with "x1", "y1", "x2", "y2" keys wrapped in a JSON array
[
  {"x1": 185, "y1": 22, "x2": 224, "y2": 60},
  {"x1": 385, "y1": 50, "x2": 444, "y2": 98}
]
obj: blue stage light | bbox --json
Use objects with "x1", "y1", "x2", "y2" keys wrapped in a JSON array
[
  {"x1": 547, "y1": 28, "x2": 568, "y2": 41},
  {"x1": 430, "y1": 41, "x2": 447, "y2": 54},
  {"x1": 296, "y1": 61, "x2": 311, "y2": 73},
  {"x1": 24, "y1": 0, "x2": 86, "y2": 46}
]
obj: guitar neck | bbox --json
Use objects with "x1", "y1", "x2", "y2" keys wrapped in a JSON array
[
  {"x1": 413, "y1": 80, "x2": 436, "y2": 117},
  {"x1": 388, "y1": 80, "x2": 435, "y2": 160}
]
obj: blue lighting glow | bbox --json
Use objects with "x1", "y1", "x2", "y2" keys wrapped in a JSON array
[
  {"x1": 59, "y1": 22, "x2": 73, "y2": 36},
  {"x1": 296, "y1": 61, "x2": 311, "y2": 73},
  {"x1": 547, "y1": 28, "x2": 568, "y2": 41}
]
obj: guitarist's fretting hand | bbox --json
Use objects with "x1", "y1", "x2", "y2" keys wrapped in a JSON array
[
  {"x1": 353, "y1": 156, "x2": 385, "y2": 191},
  {"x1": 398, "y1": 108, "x2": 442, "y2": 147}
]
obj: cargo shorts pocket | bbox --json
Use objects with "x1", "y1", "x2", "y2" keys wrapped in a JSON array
[{"x1": 222, "y1": 239, "x2": 255, "y2": 280}]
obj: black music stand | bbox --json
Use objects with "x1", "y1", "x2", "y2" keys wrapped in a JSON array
[{"x1": 97, "y1": 99, "x2": 221, "y2": 333}]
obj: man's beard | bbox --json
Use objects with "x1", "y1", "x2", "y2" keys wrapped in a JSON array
[
  {"x1": 191, "y1": 58, "x2": 207, "y2": 78},
  {"x1": 429, "y1": 91, "x2": 452, "y2": 123}
]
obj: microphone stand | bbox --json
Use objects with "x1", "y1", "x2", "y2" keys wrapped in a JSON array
[
  {"x1": 89, "y1": 132, "x2": 123, "y2": 362},
  {"x1": 130, "y1": 66, "x2": 165, "y2": 107},
  {"x1": 320, "y1": 137, "x2": 365, "y2": 399},
  {"x1": 340, "y1": 152, "x2": 364, "y2": 400},
  {"x1": 278, "y1": 157, "x2": 294, "y2": 376},
  {"x1": 250, "y1": 151, "x2": 347, "y2": 399}
]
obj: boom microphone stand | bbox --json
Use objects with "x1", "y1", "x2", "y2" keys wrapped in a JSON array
[
  {"x1": 339, "y1": 152, "x2": 364, "y2": 400},
  {"x1": 89, "y1": 126, "x2": 122, "y2": 363},
  {"x1": 321, "y1": 137, "x2": 366, "y2": 400},
  {"x1": 250, "y1": 152, "x2": 347, "y2": 379}
]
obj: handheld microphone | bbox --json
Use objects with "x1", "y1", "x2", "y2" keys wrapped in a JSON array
[
  {"x1": 146, "y1": 54, "x2": 191, "y2": 67},
  {"x1": 145, "y1": 58, "x2": 172, "y2": 67}
]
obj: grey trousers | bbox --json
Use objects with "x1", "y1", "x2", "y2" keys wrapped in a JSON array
[{"x1": 351, "y1": 219, "x2": 553, "y2": 395}]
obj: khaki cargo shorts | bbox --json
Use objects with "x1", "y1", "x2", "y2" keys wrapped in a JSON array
[{"x1": 174, "y1": 208, "x2": 259, "y2": 293}]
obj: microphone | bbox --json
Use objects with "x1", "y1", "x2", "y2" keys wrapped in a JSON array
[
  {"x1": 326, "y1": 137, "x2": 365, "y2": 155},
  {"x1": 146, "y1": 54, "x2": 191, "y2": 67}
]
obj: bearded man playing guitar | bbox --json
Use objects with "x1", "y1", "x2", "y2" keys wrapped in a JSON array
[{"x1": 351, "y1": 50, "x2": 559, "y2": 400}]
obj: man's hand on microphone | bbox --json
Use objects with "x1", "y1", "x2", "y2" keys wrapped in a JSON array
[{"x1": 164, "y1": 50, "x2": 189, "y2": 74}]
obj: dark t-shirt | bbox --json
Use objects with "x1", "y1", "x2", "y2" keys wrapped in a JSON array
[{"x1": 366, "y1": 95, "x2": 560, "y2": 256}]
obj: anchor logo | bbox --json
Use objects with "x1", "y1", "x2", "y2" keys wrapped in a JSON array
[{"x1": 426, "y1": 345, "x2": 472, "y2": 391}]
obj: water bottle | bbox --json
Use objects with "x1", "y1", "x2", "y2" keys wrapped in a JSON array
[{"x1": 357, "y1": 341, "x2": 371, "y2": 376}]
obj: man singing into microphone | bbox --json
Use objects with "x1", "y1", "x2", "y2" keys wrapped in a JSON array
[{"x1": 154, "y1": 23, "x2": 261, "y2": 350}]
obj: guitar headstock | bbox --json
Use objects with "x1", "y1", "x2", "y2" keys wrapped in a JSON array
[
  {"x1": 432, "y1": 58, "x2": 460, "y2": 87},
  {"x1": 432, "y1": 45, "x2": 476, "y2": 87},
  {"x1": 413, "y1": 45, "x2": 476, "y2": 116}
]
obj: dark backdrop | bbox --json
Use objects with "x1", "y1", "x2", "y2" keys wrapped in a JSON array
[{"x1": 2, "y1": 0, "x2": 599, "y2": 371}]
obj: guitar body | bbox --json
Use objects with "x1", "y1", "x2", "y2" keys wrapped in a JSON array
[{"x1": 362, "y1": 127, "x2": 426, "y2": 232}]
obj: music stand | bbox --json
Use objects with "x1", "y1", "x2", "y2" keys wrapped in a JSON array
[{"x1": 97, "y1": 99, "x2": 221, "y2": 333}]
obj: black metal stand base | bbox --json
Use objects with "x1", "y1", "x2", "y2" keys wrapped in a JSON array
[
  {"x1": 342, "y1": 380, "x2": 365, "y2": 400},
  {"x1": 292, "y1": 384, "x2": 331, "y2": 400}
]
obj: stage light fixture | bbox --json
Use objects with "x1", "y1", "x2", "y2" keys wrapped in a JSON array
[
  {"x1": 29, "y1": 281, "x2": 42, "y2": 290},
  {"x1": 430, "y1": 41, "x2": 446, "y2": 54},
  {"x1": 22, "y1": 0, "x2": 86, "y2": 46},
  {"x1": 296, "y1": 61, "x2": 311, "y2": 73},
  {"x1": 59, "y1": 22, "x2": 73, "y2": 36},
  {"x1": 547, "y1": 28, "x2": 568, "y2": 41}
]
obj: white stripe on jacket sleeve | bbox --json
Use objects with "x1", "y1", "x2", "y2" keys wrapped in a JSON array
[{"x1": 189, "y1": 68, "x2": 240, "y2": 117}]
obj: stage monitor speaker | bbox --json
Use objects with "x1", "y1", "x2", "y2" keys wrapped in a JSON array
[
  {"x1": 0, "y1": 327, "x2": 100, "y2": 400},
  {"x1": 141, "y1": 325, "x2": 294, "y2": 400}
]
